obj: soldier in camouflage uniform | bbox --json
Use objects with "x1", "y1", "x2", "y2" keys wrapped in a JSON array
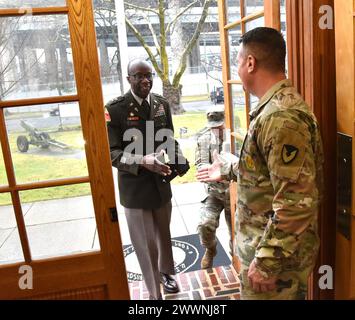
[
  {"x1": 195, "y1": 106, "x2": 232, "y2": 269},
  {"x1": 197, "y1": 27, "x2": 324, "y2": 299}
]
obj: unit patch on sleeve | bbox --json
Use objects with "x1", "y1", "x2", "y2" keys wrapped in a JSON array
[{"x1": 282, "y1": 144, "x2": 299, "y2": 164}]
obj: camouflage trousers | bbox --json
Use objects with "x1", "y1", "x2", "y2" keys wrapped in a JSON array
[
  {"x1": 238, "y1": 262, "x2": 314, "y2": 300},
  {"x1": 197, "y1": 192, "x2": 232, "y2": 254}
]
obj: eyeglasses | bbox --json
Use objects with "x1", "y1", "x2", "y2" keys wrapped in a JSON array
[{"x1": 129, "y1": 73, "x2": 154, "y2": 81}]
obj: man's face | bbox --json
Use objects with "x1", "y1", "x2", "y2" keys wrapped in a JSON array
[
  {"x1": 237, "y1": 45, "x2": 250, "y2": 92},
  {"x1": 127, "y1": 63, "x2": 153, "y2": 99}
]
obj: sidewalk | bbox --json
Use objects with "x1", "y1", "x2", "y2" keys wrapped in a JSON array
[{"x1": 0, "y1": 180, "x2": 232, "y2": 265}]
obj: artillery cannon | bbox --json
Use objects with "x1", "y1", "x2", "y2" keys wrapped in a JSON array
[{"x1": 16, "y1": 120, "x2": 70, "y2": 153}]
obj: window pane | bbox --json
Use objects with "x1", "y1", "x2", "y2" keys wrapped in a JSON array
[
  {"x1": 93, "y1": 0, "x2": 123, "y2": 103},
  {"x1": 228, "y1": 25, "x2": 241, "y2": 80},
  {"x1": 227, "y1": 0, "x2": 241, "y2": 24},
  {"x1": 244, "y1": 0, "x2": 264, "y2": 16},
  {"x1": 20, "y1": 185, "x2": 100, "y2": 260},
  {"x1": 0, "y1": 0, "x2": 65, "y2": 9},
  {"x1": 231, "y1": 85, "x2": 247, "y2": 155},
  {"x1": 4, "y1": 102, "x2": 89, "y2": 185},
  {"x1": 0, "y1": 144, "x2": 7, "y2": 186},
  {"x1": 0, "y1": 14, "x2": 76, "y2": 101},
  {"x1": 0, "y1": 193, "x2": 25, "y2": 265},
  {"x1": 245, "y1": 16, "x2": 265, "y2": 32}
]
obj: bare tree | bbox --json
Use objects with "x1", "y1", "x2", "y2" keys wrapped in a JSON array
[
  {"x1": 125, "y1": 0, "x2": 214, "y2": 114},
  {"x1": 0, "y1": 13, "x2": 72, "y2": 101}
]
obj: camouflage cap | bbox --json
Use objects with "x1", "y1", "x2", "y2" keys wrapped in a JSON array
[{"x1": 206, "y1": 105, "x2": 225, "y2": 128}]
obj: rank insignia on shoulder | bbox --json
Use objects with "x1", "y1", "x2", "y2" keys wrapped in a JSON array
[
  {"x1": 282, "y1": 144, "x2": 299, "y2": 164},
  {"x1": 104, "y1": 108, "x2": 111, "y2": 122}
]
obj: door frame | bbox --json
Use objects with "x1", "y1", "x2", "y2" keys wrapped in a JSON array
[
  {"x1": 217, "y1": 0, "x2": 336, "y2": 300},
  {"x1": 285, "y1": 0, "x2": 336, "y2": 300},
  {"x1": 0, "y1": 0, "x2": 129, "y2": 299}
]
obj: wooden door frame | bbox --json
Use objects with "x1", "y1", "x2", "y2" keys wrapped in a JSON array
[
  {"x1": 217, "y1": 0, "x2": 336, "y2": 300},
  {"x1": 286, "y1": 0, "x2": 336, "y2": 300},
  {"x1": 0, "y1": 0, "x2": 129, "y2": 299}
]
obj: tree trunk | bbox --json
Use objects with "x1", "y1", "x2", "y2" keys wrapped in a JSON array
[{"x1": 163, "y1": 82, "x2": 184, "y2": 115}]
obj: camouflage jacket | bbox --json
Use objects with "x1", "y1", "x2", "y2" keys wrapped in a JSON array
[
  {"x1": 196, "y1": 130, "x2": 230, "y2": 198},
  {"x1": 221, "y1": 79, "x2": 324, "y2": 276}
]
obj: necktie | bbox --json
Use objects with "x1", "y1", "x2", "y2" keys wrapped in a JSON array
[{"x1": 141, "y1": 99, "x2": 151, "y2": 119}]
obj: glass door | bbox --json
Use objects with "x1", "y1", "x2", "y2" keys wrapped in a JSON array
[{"x1": 0, "y1": 0, "x2": 129, "y2": 299}]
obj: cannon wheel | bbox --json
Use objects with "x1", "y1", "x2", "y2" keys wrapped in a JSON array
[{"x1": 17, "y1": 135, "x2": 29, "y2": 153}]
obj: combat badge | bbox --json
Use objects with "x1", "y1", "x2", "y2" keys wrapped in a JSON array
[
  {"x1": 104, "y1": 108, "x2": 111, "y2": 122},
  {"x1": 282, "y1": 144, "x2": 299, "y2": 164}
]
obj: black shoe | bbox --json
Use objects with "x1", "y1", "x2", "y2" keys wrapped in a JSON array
[{"x1": 160, "y1": 273, "x2": 179, "y2": 294}]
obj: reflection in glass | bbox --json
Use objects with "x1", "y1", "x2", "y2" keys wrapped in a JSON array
[
  {"x1": 4, "y1": 103, "x2": 89, "y2": 185},
  {"x1": 228, "y1": 25, "x2": 242, "y2": 80},
  {"x1": 227, "y1": 0, "x2": 241, "y2": 24},
  {"x1": 245, "y1": 16, "x2": 265, "y2": 32},
  {"x1": 0, "y1": 146, "x2": 7, "y2": 186},
  {"x1": 244, "y1": 0, "x2": 264, "y2": 16},
  {"x1": 0, "y1": 14, "x2": 76, "y2": 101},
  {"x1": 0, "y1": 193, "x2": 25, "y2": 265},
  {"x1": 231, "y1": 85, "x2": 247, "y2": 155},
  {"x1": 0, "y1": 0, "x2": 65, "y2": 9},
  {"x1": 20, "y1": 185, "x2": 100, "y2": 260}
]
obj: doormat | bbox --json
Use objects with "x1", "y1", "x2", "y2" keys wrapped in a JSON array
[{"x1": 123, "y1": 233, "x2": 231, "y2": 282}]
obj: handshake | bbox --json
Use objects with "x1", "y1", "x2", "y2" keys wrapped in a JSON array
[{"x1": 141, "y1": 150, "x2": 190, "y2": 181}]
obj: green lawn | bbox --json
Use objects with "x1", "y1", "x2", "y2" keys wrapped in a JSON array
[
  {"x1": 172, "y1": 111, "x2": 206, "y2": 138},
  {"x1": 171, "y1": 111, "x2": 206, "y2": 184},
  {"x1": 0, "y1": 112, "x2": 205, "y2": 205}
]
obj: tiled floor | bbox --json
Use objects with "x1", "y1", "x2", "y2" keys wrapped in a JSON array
[{"x1": 129, "y1": 265, "x2": 240, "y2": 300}]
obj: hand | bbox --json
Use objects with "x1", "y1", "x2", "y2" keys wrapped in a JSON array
[
  {"x1": 141, "y1": 150, "x2": 172, "y2": 176},
  {"x1": 247, "y1": 259, "x2": 277, "y2": 293},
  {"x1": 196, "y1": 150, "x2": 223, "y2": 182}
]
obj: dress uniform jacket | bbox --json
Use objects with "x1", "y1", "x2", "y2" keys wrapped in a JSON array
[{"x1": 106, "y1": 91, "x2": 184, "y2": 209}]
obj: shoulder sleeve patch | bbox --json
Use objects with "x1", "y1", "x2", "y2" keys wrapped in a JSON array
[{"x1": 268, "y1": 126, "x2": 306, "y2": 182}]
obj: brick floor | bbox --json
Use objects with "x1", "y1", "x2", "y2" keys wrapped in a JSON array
[{"x1": 128, "y1": 265, "x2": 240, "y2": 300}]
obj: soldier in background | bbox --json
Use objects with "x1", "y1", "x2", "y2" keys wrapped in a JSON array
[
  {"x1": 195, "y1": 106, "x2": 232, "y2": 269},
  {"x1": 197, "y1": 28, "x2": 323, "y2": 299}
]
